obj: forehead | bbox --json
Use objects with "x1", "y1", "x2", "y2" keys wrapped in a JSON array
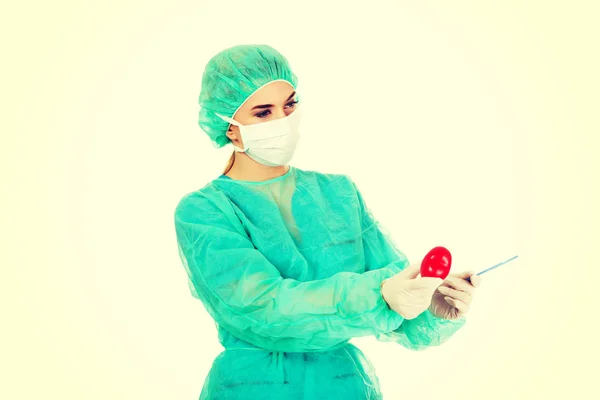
[{"x1": 240, "y1": 80, "x2": 295, "y2": 109}]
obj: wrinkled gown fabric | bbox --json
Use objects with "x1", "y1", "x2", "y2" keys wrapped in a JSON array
[{"x1": 174, "y1": 167, "x2": 465, "y2": 399}]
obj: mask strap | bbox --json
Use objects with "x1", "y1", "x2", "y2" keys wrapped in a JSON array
[
  {"x1": 215, "y1": 113, "x2": 247, "y2": 152},
  {"x1": 215, "y1": 113, "x2": 242, "y2": 127}
]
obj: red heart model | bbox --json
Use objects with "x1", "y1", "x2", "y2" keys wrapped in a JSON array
[{"x1": 421, "y1": 246, "x2": 452, "y2": 279}]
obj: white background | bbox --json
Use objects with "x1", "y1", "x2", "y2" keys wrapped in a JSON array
[{"x1": 2, "y1": 1, "x2": 598, "y2": 399}]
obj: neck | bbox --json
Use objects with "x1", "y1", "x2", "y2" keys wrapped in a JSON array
[{"x1": 226, "y1": 152, "x2": 289, "y2": 182}]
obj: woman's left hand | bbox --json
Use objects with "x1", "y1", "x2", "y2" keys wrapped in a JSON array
[{"x1": 428, "y1": 271, "x2": 482, "y2": 320}]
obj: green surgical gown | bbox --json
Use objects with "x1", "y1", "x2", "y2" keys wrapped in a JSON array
[{"x1": 174, "y1": 167, "x2": 465, "y2": 399}]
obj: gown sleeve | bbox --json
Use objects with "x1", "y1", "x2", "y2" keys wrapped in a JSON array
[
  {"x1": 351, "y1": 179, "x2": 466, "y2": 351},
  {"x1": 174, "y1": 192, "x2": 404, "y2": 353}
]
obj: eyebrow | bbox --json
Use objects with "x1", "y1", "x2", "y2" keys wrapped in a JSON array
[{"x1": 250, "y1": 91, "x2": 296, "y2": 110}]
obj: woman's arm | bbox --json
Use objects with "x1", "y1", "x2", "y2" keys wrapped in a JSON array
[
  {"x1": 174, "y1": 192, "x2": 404, "y2": 353},
  {"x1": 351, "y1": 179, "x2": 466, "y2": 351}
]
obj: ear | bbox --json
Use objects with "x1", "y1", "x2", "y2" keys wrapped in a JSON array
[
  {"x1": 226, "y1": 125, "x2": 239, "y2": 142},
  {"x1": 226, "y1": 125, "x2": 245, "y2": 149}
]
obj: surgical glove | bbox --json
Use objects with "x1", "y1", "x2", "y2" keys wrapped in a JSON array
[
  {"x1": 429, "y1": 271, "x2": 482, "y2": 320},
  {"x1": 380, "y1": 264, "x2": 444, "y2": 320}
]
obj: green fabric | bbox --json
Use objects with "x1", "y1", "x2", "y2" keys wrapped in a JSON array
[
  {"x1": 197, "y1": 44, "x2": 298, "y2": 148},
  {"x1": 174, "y1": 167, "x2": 464, "y2": 399}
]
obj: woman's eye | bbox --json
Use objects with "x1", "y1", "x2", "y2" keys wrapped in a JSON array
[
  {"x1": 285, "y1": 100, "x2": 298, "y2": 108},
  {"x1": 255, "y1": 109, "x2": 271, "y2": 118}
]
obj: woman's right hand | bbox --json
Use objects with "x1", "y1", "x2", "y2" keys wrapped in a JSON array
[{"x1": 380, "y1": 264, "x2": 443, "y2": 320}]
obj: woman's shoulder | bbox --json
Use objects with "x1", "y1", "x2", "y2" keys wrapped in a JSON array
[
  {"x1": 174, "y1": 181, "x2": 230, "y2": 222},
  {"x1": 293, "y1": 167, "x2": 355, "y2": 186}
]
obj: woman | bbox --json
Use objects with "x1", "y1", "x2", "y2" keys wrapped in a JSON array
[{"x1": 174, "y1": 44, "x2": 481, "y2": 400}]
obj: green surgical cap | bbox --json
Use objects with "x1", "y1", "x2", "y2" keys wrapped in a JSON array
[{"x1": 197, "y1": 44, "x2": 298, "y2": 148}]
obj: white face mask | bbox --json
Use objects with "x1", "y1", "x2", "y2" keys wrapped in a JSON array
[{"x1": 217, "y1": 108, "x2": 302, "y2": 167}]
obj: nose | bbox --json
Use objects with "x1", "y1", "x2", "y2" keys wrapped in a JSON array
[{"x1": 273, "y1": 107, "x2": 288, "y2": 119}]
